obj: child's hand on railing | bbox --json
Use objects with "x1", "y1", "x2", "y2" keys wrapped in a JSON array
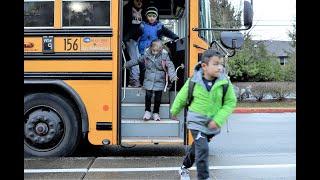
[
  {"x1": 123, "y1": 61, "x2": 127, "y2": 69},
  {"x1": 121, "y1": 41, "x2": 126, "y2": 49},
  {"x1": 171, "y1": 76, "x2": 178, "y2": 82}
]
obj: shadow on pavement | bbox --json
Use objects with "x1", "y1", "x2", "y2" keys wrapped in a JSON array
[{"x1": 72, "y1": 143, "x2": 187, "y2": 157}]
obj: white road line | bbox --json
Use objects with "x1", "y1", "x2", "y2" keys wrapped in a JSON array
[
  {"x1": 24, "y1": 168, "x2": 88, "y2": 173},
  {"x1": 24, "y1": 164, "x2": 296, "y2": 173}
]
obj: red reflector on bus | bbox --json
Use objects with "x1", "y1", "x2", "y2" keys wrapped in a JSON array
[{"x1": 103, "y1": 105, "x2": 109, "y2": 111}]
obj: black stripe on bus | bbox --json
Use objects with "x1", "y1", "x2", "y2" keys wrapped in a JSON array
[
  {"x1": 24, "y1": 29, "x2": 113, "y2": 37},
  {"x1": 24, "y1": 52, "x2": 112, "y2": 60},
  {"x1": 24, "y1": 72, "x2": 112, "y2": 80},
  {"x1": 96, "y1": 122, "x2": 112, "y2": 130}
]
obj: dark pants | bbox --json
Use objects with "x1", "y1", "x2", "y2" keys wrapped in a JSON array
[
  {"x1": 183, "y1": 130, "x2": 215, "y2": 180},
  {"x1": 145, "y1": 90, "x2": 162, "y2": 113}
]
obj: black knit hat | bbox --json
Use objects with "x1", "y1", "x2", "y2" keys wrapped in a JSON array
[{"x1": 145, "y1": 6, "x2": 158, "y2": 17}]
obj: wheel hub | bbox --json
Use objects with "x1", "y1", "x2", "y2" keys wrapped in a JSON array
[
  {"x1": 25, "y1": 108, "x2": 63, "y2": 147},
  {"x1": 35, "y1": 123, "x2": 48, "y2": 135}
]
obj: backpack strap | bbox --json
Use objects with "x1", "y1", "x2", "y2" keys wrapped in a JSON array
[
  {"x1": 186, "y1": 80, "x2": 229, "y2": 108},
  {"x1": 161, "y1": 59, "x2": 168, "y2": 72},
  {"x1": 162, "y1": 59, "x2": 169, "y2": 92},
  {"x1": 222, "y1": 83, "x2": 229, "y2": 106},
  {"x1": 186, "y1": 79, "x2": 195, "y2": 108},
  {"x1": 223, "y1": 82, "x2": 230, "y2": 133}
]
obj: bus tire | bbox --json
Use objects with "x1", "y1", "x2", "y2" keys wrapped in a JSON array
[{"x1": 24, "y1": 93, "x2": 80, "y2": 157}]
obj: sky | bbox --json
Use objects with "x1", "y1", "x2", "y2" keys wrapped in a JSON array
[{"x1": 247, "y1": 0, "x2": 296, "y2": 41}]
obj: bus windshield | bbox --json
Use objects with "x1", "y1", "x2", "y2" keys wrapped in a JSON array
[{"x1": 199, "y1": 0, "x2": 244, "y2": 43}]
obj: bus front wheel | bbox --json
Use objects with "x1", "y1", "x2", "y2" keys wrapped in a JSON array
[{"x1": 24, "y1": 93, "x2": 80, "y2": 157}]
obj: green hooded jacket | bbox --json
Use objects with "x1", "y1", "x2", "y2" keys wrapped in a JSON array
[{"x1": 170, "y1": 68, "x2": 237, "y2": 134}]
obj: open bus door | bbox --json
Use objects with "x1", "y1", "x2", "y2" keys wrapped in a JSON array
[{"x1": 119, "y1": 0, "x2": 188, "y2": 146}]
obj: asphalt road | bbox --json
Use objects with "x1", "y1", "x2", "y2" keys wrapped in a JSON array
[{"x1": 25, "y1": 113, "x2": 296, "y2": 179}]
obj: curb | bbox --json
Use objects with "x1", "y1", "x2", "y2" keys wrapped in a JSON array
[{"x1": 234, "y1": 108, "x2": 296, "y2": 113}]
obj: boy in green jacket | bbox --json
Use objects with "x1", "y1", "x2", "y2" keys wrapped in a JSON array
[{"x1": 170, "y1": 49, "x2": 237, "y2": 180}]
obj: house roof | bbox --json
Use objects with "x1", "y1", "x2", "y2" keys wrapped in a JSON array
[{"x1": 253, "y1": 40, "x2": 294, "y2": 57}]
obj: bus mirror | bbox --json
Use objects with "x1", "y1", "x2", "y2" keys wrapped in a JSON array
[
  {"x1": 220, "y1": 32, "x2": 244, "y2": 49},
  {"x1": 243, "y1": 0, "x2": 253, "y2": 28}
]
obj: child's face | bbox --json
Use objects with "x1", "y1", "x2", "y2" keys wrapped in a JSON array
[
  {"x1": 150, "y1": 43, "x2": 162, "y2": 55},
  {"x1": 147, "y1": 14, "x2": 157, "y2": 24},
  {"x1": 202, "y1": 56, "x2": 223, "y2": 78},
  {"x1": 133, "y1": 0, "x2": 143, "y2": 9}
]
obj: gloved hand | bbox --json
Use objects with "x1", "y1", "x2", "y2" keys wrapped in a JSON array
[{"x1": 171, "y1": 76, "x2": 178, "y2": 82}]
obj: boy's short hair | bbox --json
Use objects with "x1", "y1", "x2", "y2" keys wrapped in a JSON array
[
  {"x1": 201, "y1": 49, "x2": 223, "y2": 64},
  {"x1": 194, "y1": 49, "x2": 223, "y2": 70}
]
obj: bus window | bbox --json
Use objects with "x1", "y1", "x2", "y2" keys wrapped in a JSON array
[
  {"x1": 62, "y1": 0, "x2": 111, "y2": 27},
  {"x1": 24, "y1": 0, "x2": 54, "y2": 28},
  {"x1": 161, "y1": 19, "x2": 179, "y2": 43},
  {"x1": 199, "y1": 0, "x2": 213, "y2": 43}
]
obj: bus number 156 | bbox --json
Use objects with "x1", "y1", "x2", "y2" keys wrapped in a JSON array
[{"x1": 64, "y1": 38, "x2": 79, "y2": 51}]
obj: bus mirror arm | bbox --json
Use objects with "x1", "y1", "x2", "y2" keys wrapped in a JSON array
[
  {"x1": 210, "y1": 40, "x2": 230, "y2": 57},
  {"x1": 192, "y1": 26, "x2": 252, "y2": 32}
]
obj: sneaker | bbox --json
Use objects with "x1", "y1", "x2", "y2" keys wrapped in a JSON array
[
  {"x1": 179, "y1": 166, "x2": 190, "y2": 180},
  {"x1": 143, "y1": 111, "x2": 152, "y2": 120},
  {"x1": 153, "y1": 113, "x2": 161, "y2": 121},
  {"x1": 128, "y1": 82, "x2": 141, "y2": 88},
  {"x1": 133, "y1": 84, "x2": 142, "y2": 88},
  {"x1": 128, "y1": 84, "x2": 141, "y2": 88}
]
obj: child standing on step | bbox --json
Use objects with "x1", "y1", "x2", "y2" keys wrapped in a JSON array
[{"x1": 125, "y1": 39, "x2": 178, "y2": 121}]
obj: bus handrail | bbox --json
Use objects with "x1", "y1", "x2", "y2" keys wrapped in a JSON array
[
  {"x1": 174, "y1": 64, "x2": 184, "y2": 97},
  {"x1": 121, "y1": 42, "x2": 127, "y2": 102}
]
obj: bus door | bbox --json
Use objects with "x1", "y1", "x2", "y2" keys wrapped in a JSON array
[{"x1": 120, "y1": 0, "x2": 187, "y2": 145}]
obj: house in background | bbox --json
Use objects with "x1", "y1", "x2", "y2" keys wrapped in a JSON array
[{"x1": 254, "y1": 40, "x2": 294, "y2": 65}]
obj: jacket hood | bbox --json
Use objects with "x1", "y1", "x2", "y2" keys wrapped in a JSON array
[{"x1": 190, "y1": 65, "x2": 228, "y2": 89}]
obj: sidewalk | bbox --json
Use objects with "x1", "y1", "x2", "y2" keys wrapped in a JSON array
[{"x1": 234, "y1": 107, "x2": 296, "y2": 113}]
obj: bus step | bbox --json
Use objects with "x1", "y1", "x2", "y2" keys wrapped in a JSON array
[
  {"x1": 121, "y1": 136, "x2": 184, "y2": 145},
  {"x1": 121, "y1": 103, "x2": 170, "y2": 119},
  {"x1": 121, "y1": 119, "x2": 179, "y2": 137}
]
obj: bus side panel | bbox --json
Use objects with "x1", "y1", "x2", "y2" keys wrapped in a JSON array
[
  {"x1": 65, "y1": 80, "x2": 114, "y2": 145},
  {"x1": 25, "y1": 58, "x2": 118, "y2": 145},
  {"x1": 24, "y1": 61, "x2": 114, "y2": 72},
  {"x1": 111, "y1": 0, "x2": 120, "y2": 145}
]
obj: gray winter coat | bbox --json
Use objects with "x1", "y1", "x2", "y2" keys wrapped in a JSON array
[{"x1": 125, "y1": 49, "x2": 177, "y2": 91}]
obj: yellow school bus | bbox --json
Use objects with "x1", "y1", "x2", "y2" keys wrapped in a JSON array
[{"x1": 24, "y1": 0, "x2": 252, "y2": 157}]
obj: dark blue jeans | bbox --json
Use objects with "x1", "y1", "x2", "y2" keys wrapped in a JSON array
[{"x1": 183, "y1": 130, "x2": 214, "y2": 180}]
